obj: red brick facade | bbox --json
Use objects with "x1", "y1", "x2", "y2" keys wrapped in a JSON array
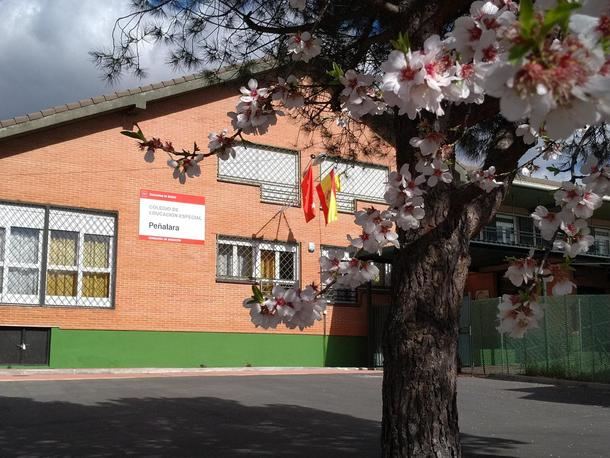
[{"x1": 0, "y1": 83, "x2": 394, "y2": 337}]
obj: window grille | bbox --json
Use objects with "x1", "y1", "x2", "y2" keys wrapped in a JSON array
[
  {"x1": 216, "y1": 236, "x2": 299, "y2": 294},
  {"x1": 320, "y1": 158, "x2": 389, "y2": 212},
  {"x1": 217, "y1": 143, "x2": 300, "y2": 206},
  {"x1": 0, "y1": 203, "x2": 116, "y2": 308}
]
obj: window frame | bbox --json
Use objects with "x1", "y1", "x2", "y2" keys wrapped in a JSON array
[
  {"x1": 0, "y1": 201, "x2": 118, "y2": 309},
  {"x1": 319, "y1": 158, "x2": 389, "y2": 213},
  {"x1": 593, "y1": 227, "x2": 610, "y2": 256},
  {"x1": 216, "y1": 143, "x2": 301, "y2": 206},
  {"x1": 216, "y1": 235, "x2": 299, "y2": 289},
  {"x1": 0, "y1": 205, "x2": 45, "y2": 306}
]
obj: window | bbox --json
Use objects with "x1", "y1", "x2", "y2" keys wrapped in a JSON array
[
  {"x1": 479, "y1": 214, "x2": 516, "y2": 245},
  {"x1": 516, "y1": 216, "x2": 536, "y2": 247},
  {"x1": 216, "y1": 236, "x2": 298, "y2": 293},
  {"x1": 320, "y1": 158, "x2": 389, "y2": 212},
  {"x1": 0, "y1": 205, "x2": 45, "y2": 304},
  {"x1": 593, "y1": 228, "x2": 610, "y2": 256},
  {"x1": 0, "y1": 203, "x2": 116, "y2": 307},
  {"x1": 217, "y1": 144, "x2": 299, "y2": 205}
]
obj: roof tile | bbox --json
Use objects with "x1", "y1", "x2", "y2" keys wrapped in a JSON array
[
  {"x1": 53, "y1": 105, "x2": 68, "y2": 113},
  {"x1": 27, "y1": 112, "x2": 43, "y2": 121},
  {"x1": 128, "y1": 88, "x2": 142, "y2": 95},
  {"x1": 162, "y1": 79, "x2": 175, "y2": 87},
  {"x1": 79, "y1": 99, "x2": 93, "y2": 107},
  {"x1": 151, "y1": 82, "x2": 164, "y2": 89},
  {"x1": 14, "y1": 116, "x2": 28, "y2": 124},
  {"x1": 1, "y1": 119, "x2": 16, "y2": 127},
  {"x1": 116, "y1": 90, "x2": 131, "y2": 97},
  {"x1": 92, "y1": 96, "x2": 106, "y2": 104},
  {"x1": 41, "y1": 108, "x2": 56, "y2": 117},
  {"x1": 66, "y1": 102, "x2": 80, "y2": 110},
  {"x1": 103, "y1": 93, "x2": 118, "y2": 101}
]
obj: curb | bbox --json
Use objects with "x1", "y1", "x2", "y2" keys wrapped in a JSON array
[
  {"x1": 0, "y1": 367, "x2": 380, "y2": 382},
  {"x1": 485, "y1": 373, "x2": 610, "y2": 390}
]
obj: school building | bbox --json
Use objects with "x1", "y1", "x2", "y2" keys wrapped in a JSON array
[{"x1": 0, "y1": 72, "x2": 608, "y2": 368}]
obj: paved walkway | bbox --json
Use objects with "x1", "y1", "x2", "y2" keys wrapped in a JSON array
[{"x1": 0, "y1": 373, "x2": 608, "y2": 457}]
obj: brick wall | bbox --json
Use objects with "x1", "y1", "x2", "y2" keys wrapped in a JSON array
[{"x1": 0, "y1": 82, "x2": 394, "y2": 337}]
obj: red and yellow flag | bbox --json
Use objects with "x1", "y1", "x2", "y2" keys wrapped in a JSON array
[
  {"x1": 301, "y1": 166, "x2": 316, "y2": 222},
  {"x1": 316, "y1": 169, "x2": 341, "y2": 225}
]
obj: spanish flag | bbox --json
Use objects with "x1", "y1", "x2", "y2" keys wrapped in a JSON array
[
  {"x1": 316, "y1": 169, "x2": 341, "y2": 225},
  {"x1": 301, "y1": 166, "x2": 316, "y2": 222}
]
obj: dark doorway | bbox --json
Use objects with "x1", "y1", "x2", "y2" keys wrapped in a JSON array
[{"x1": 0, "y1": 327, "x2": 50, "y2": 365}]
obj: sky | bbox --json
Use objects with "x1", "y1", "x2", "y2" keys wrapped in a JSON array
[{"x1": 0, "y1": 0, "x2": 189, "y2": 120}]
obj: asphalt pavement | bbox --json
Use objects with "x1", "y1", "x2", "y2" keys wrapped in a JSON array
[{"x1": 0, "y1": 373, "x2": 608, "y2": 457}]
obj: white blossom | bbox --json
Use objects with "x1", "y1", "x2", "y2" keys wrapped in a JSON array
[
  {"x1": 208, "y1": 129, "x2": 236, "y2": 160},
  {"x1": 409, "y1": 131, "x2": 445, "y2": 156},
  {"x1": 516, "y1": 124, "x2": 538, "y2": 145},
  {"x1": 497, "y1": 293, "x2": 544, "y2": 338},
  {"x1": 273, "y1": 75, "x2": 305, "y2": 108},
  {"x1": 469, "y1": 166, "x2": 502, "y2": 192},
  {"x1": 504, "y1": 256, "x2": 536, "y2": 287},
  {"x1": 554, "y1": 219, "x2": 595, "y2": 257},
  {"x1": 286, "y1": 31, "x2": 321, "y2": 62}
]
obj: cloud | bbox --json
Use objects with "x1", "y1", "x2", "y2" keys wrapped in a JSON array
[{"x1": 0, "y1": 0, "x2": 187, "y2": 120}]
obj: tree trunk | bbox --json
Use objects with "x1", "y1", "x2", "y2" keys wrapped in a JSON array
[{"x1": 381, "y1": 214, "x2": 469, "y2": 457}]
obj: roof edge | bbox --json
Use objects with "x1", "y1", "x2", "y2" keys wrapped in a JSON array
[{"x1": 0, "y1": 61, "x2": 274, "y2": 141}]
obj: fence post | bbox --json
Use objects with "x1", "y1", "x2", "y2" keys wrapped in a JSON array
[
  {"x1": 479, "y1": 301, "x2": 486, "y2": 376},
  {"x1": 544, "y1": 312, "x2": 550, "y2": 372},
  {"x1": 578, "y1": 298, "x2": 583, "y2": 376},
  {"x1": 500, "y1": 331, "x2": 505, "y2": 374},
  {"x1": 589, "y1": 305, "x2": 596, "y2": 381},
  {"x1": 523, "y1": 337, "x2": 527, "y2": 374},
  {"x1": 564, "y1": 298, "x2": 570, "y2": 377}
]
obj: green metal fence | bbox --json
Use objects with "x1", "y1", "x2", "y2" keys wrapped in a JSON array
[{"x1": 459, "y1": 295, "x2": 610, "y2": 383}]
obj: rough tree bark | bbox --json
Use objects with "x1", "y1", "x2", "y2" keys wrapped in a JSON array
[{"x1": 380, "y1": 116, "x2": 523, "y2": 457}]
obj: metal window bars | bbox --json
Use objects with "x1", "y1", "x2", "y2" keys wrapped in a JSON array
[
  {"x1": 217, "y1": 143, "x2": 300, "y2": 206},
  {"x1": 320, "y1": 158, "x2": 389, "y2": 213},
  {"x1": 475, "y1": 225, "x2": 610, "y2": 257},
  {"x1": 216, "y1": 236, "x2": 299, "y2": 295},
  {"x1": 0, "y1": 202, "x2": 116, "y2": 308}
]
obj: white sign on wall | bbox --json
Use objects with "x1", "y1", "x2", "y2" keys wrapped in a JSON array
[{"x1": 139, "y1": 189, "x2": 205, "y2": 244}]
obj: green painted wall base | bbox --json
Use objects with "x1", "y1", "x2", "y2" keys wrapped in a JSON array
[{"x1": 48, "y1": 328, "x2": 367, "y2": 369}]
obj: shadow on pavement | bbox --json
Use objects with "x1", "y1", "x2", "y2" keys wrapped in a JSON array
[
  {"x1": 461, "y1": 433, "x2": 525, "y2": 457},
  {"x1": 0, "y1": 395, "x2": 380, "y2": 457},
  {"x1": 506, "y1": 384, "x2": 610, "y2": 408}
]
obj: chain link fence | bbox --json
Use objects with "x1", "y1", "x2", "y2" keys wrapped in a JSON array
[
  {"x1": 217, "y1": 143, "x2": 300, "y2": 206},
  {"x1": 459, "y1": 295, "x2": 610, "y2": 382},
  {"x1": 216, "y1": 235, "x2": 299, "y2": 295},
  {"x1": 0, "y1": 202, "x2": 117, "y2": 308},
  {"x1": 320, "y1": 158, "x2": 388, "y2": 213}
]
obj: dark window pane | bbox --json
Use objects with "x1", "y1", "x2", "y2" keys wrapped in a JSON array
[
  {"x1": 9, "y1": 227, "x2": 40, "y2": 264},
  {"x1": 279, "y1": 252, "x2": 294, "y2": 280},
  {"x1": 7, "y1": 268, "x2": 39, "y2": 295},
  {"x1": 0, "y1": 227, "x2": 5, "y2": 260},
  {"x1": 236, "y1": 246, "x2": 253, "y2": 278},
  {"x1": 217, "y1": 244, "x2": 233, "y2": 277},
  {"x1": 517, "y1": 216, "x2": 534, "y2": 246}
]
